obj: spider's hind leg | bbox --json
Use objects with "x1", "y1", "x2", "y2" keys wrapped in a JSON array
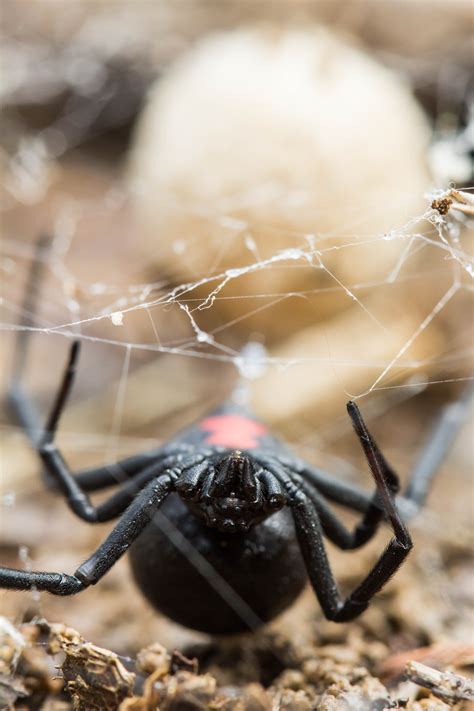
[{"x1": 289, "y1": 483, "x2": 412, "y2": 622}]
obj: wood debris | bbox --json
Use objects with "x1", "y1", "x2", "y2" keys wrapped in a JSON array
[
  {"x1": 379, "y1": 643, "x2": 474, "y2": 681},
  {"x1": 405, "y1": 660, "x2": 474, "y2": 704}
]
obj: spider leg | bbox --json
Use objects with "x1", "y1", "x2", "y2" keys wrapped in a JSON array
[
  {"x1": 269, "y1": 409, "x2": 410, "y2": 621},
  {"x1": 403, "y1": 382, "x2": 473, "y2": 513},
  {"x1": 93, "y1": 454, "x2": 210, "y2": 522},
  {"x1": 259, "y1": 457, "x2": 386, "y2": 550},
  {"x1": 85, "y1": 461, "x2": 174, "y2": 522},
  {"x1": 290, "y1": 486, "x2": 411, "y2": 621},
  {"x1": 10, "y1": 340, "x2": 182, "y2": 522},
  {"x1": 75, "y1": 474, "x2": 174, "y2": 585},
  {"x1": 286, "y1": 463, "x2": 374, "y2": 514},
  {"x1": 9, "y1": 239, "x2": 176, "y2": 494},
  {"x1": 73, "y1": 452, "x2": 170, "y2": 492},
  {"x1": 10, "y1": 342, "x2": 92, "y2": 520},
  {"x1": 10, "y1": 333, "x2": 203, "y2": 496},
  {"x1": 71, "y1": 444, "x2": 202, "y2": 492},
  {"x1": 304, "y1": 488, "x2": 381, "y2": 550},
  {"x1": 9, "y1": 348, "x2": 170, "y2": 492},
  {"x1": 283, "y1": 386, "x2": 473, "y2": 520},
  {"x1": 0, "y1": 569, "x2": 84, "y2": 595},
  {"x1": 0, "y1": 474, "x2": 173, "y2": 594},
  {"x1": 10, "y1": 235, "x2": 51, "y2": 388}
]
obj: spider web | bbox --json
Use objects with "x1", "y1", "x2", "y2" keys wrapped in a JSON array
[
  {"x1": 1, "y1": 158, "x2": 472, "y2": 509},
  {"x1": 1, "y1": 6, "x2": 472, "y2": 434},
  {"x1": 1, "y1": 183, "x2": 472, "y2": 406}
]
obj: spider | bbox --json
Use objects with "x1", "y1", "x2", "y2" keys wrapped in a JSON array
[{"x1": 1, "y1": 249, "x2": 470, "y2": 634}]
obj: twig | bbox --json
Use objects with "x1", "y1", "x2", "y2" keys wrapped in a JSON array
[
  {"x1": 378, "y1": 642, "x2": 474, "y2": 680},
  {"x1": 405, "y1": 660, "x2": 474, "y2": 703}
]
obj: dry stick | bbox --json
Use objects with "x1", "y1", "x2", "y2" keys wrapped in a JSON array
[
  {"x1": 405, "y1": 660, "x2": 474, "y2": 703},
  {"x1": 377, "y1": 643, "x2": 474, "y2": 681}
]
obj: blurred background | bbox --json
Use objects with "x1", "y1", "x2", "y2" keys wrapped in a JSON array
[{"x1": 0, "y1": 0, "x2": 473, "y2": 706}]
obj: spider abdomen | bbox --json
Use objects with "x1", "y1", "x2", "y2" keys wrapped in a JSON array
[{"x1": 129, "y1": 494, "x2": 307, "y2": 634}]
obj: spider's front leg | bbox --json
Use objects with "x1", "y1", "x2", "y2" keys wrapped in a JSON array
[
  {"x1": 9, "y1": 241, "x2": 174, "y2": 499},
  {"x1": 0, "y1": 474, "x2": 174, "y2": 594},
  {"x1": 286, "y1": 402, "x2": 412, "y2": 621},
  {"x1": 291, "y1": 385, "x2": 473, "y2": 521},
  {"x1": 290, "y1": 488, "x2": 412, "y2": 621},
  {"x1": 257, "y1": 453, "x2": 396, "y2": 551}
]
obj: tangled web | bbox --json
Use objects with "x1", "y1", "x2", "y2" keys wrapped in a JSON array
[{"x1": 1, "y1": 186, "x2": 473, "y2": 389}]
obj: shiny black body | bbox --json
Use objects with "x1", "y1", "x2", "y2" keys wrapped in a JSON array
[{"x1": 130, "y1": 496, "x2": 307, "y2": 634}]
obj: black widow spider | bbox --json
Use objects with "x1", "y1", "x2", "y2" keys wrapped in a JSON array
[{"x1": 1, "y1": 243, "x2": 471, "y2": 634}]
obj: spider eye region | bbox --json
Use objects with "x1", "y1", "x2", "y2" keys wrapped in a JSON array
[
  {"x1": 203, "y1": 496, "x2": 258, "y2": 533},
  {"x1": 187, "y1": 451, "x2": 285, "y2": 533}
]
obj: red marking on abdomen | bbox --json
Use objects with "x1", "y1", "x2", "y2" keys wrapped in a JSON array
[{"x1": 200, "y1": 414, "x2": 268, "y2": 449}]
